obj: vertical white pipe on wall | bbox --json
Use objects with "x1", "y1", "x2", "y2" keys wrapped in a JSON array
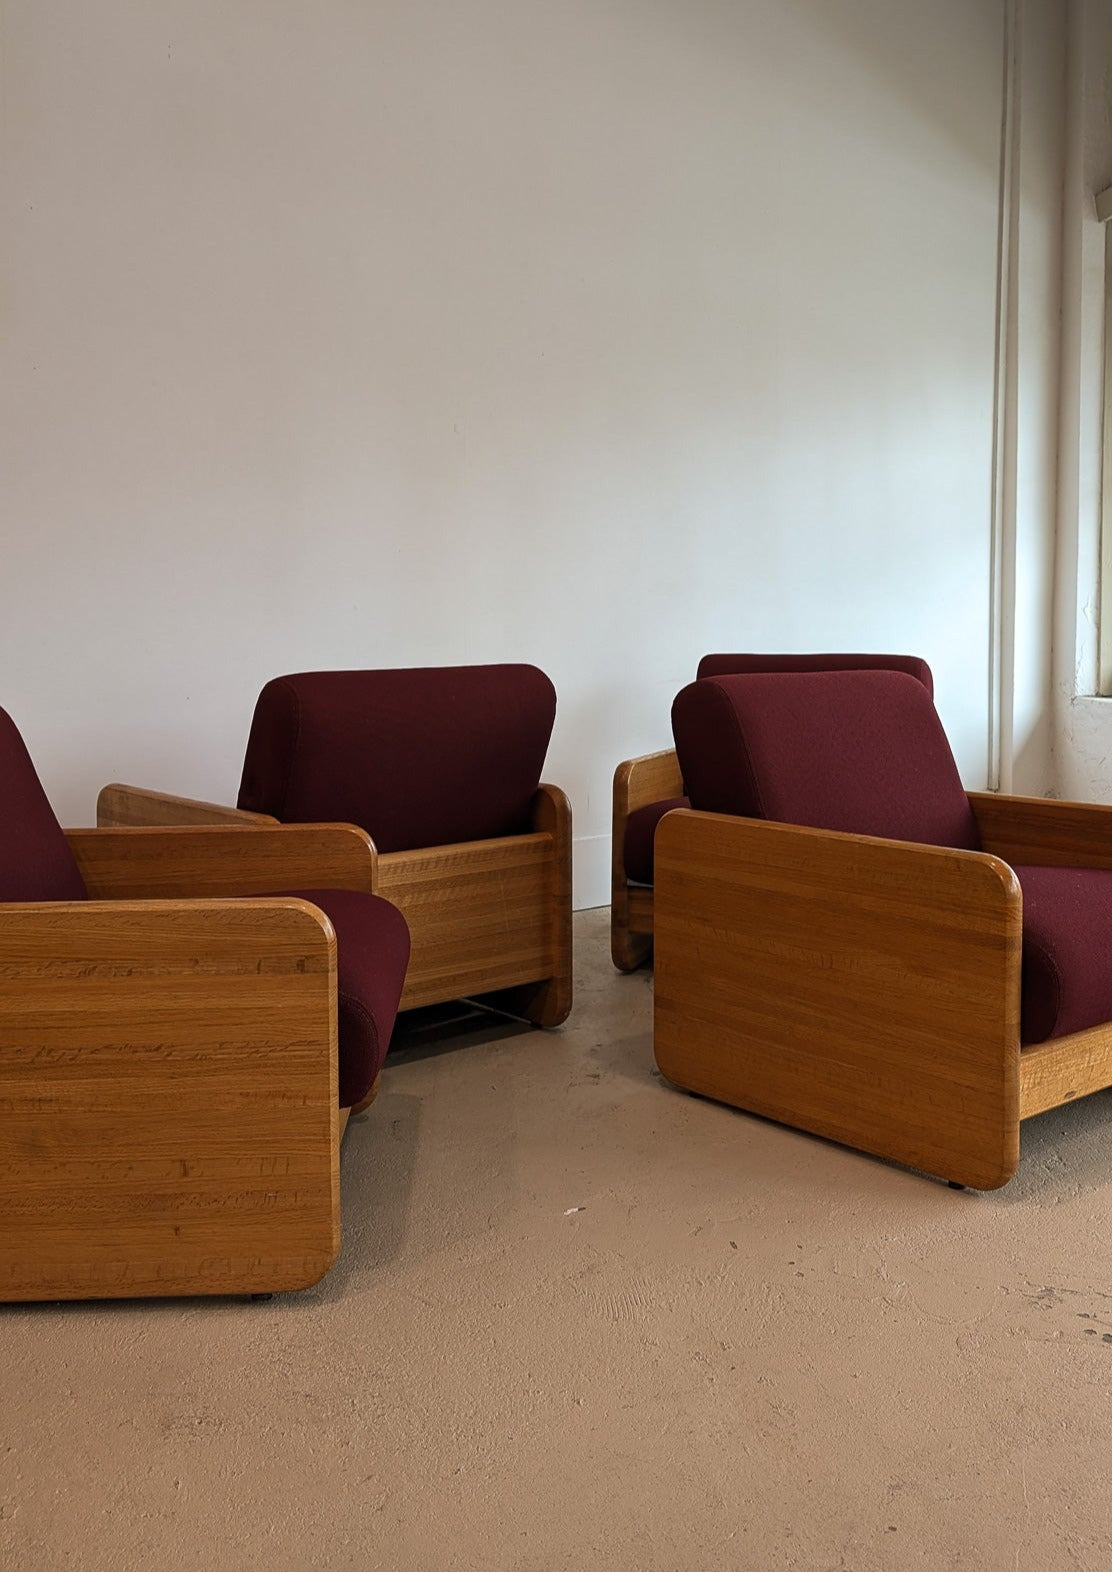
[
  {"x1": 988, "y1": 0, "x2": 1022, "y2": 793},
  {"x1": 1052, "y1": 0, "x2": 1084, "y2": 718}
]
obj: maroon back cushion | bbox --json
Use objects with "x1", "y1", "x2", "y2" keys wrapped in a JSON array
[
  {"x1": 671, "y1": 670, "x2": 980, "y2": 850},
  {"x1": 0, "y1": 708, "x2": 87, "y2": 902},
  {"x1": 697, "y1": 651, "x2": 934, "y2": 697},
  {"x1": 238, "y1": 666, "x2": 557, "y2": 853}
]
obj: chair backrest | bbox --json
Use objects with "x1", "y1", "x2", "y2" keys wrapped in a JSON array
[
  {"x1": 237, "y1": 665, "x2": 557, "y2": 853},
  {"x1": 696, "y1": 651, "x2": 934, "y2": 697},
  {"x1": 671, "y1": 669, "x2": 980, "y2": 850},
  {"x1": 0, "y1": 708, "x2": 87, "y2": 902}
]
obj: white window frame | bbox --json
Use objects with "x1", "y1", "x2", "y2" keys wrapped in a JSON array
[{"x1": 1097, "y1": 185, "x2": 1112, "y2": 691}]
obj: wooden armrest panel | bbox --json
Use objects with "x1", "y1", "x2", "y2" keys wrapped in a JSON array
[
  {"x1": 532, "y1": 784, "x2": 573, "y2": 924},
  {"x1": 614, "y1": 748, "x2": 684, "y2": 819},
  {"x1": 66, "y1": 823, "x2": 377, "y2": 900},
  {"x1": 611, "y1": 752, "x2": 679, "y2": 970},
  {"x1": 969, "y1": 791, "x2": 1112, "y2": 869},
  {"x1": 654, "y1": 811, "x2": 1022, "y2": 1189},
  {"x1": 0, "y1": 898, "x2": 338, "y2": 1299},
  {"x1": 97, "y1": 783, "x2": 277, "y2": 828}
]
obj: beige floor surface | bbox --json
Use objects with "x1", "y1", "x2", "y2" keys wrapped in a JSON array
[{"x1": 4, "y1": 907, "x2": 1112, "y2": 1571}]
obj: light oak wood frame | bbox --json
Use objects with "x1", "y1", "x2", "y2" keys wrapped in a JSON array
[
  {"x1": 0, "y1": 821, "x2": 383, "y2": 1301},
  {"x1": 98, "y1": 784, "x2": 573, "y2": 1027},
  {"x1": 611, "y1": 748, "x2": 683, "y2": 972},
  {"x1": 654, "y1": 794, "x2": 1112, "y2": 1190}
]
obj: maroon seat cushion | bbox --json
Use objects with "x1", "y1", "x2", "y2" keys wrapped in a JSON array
[
  {"x1": 696, "y1": 651, "x2": 934, "y2": 696},
  {"x1": 623, "y1": 797, "x2": 690, "y2": 885},
  {"x1": 269, "y1": 889, "x2": 411, "y2": 1107},
  {"x1": 0, "y1": 707, "x2": 87, "y2": 902},
  {"x1": 672, "y1": 670, "x2": 981, "y2": 851},
  {"x1": 1015, "y1": 865, "x2": 1112, "y2": 1046},
  {"x1": 238, "y1": 666, "x2": 556, "y2": 854},
  {"x1": 621, "y1": 657, "x2": 932, "y2": 892}
]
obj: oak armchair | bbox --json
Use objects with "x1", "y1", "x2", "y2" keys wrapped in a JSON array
[
  {"x1": 655, "y1": 669, "x2": 1112, "y2": 1189},
  {"x1": 99, "y1": 664, "x2": 572, "y2": 1027},
  {"x1": 0, "y1": 706, "x2": 409, "y2": 1301},
  {"x1": 612, "y1": 653, "x2": 933, "y2": 970}
]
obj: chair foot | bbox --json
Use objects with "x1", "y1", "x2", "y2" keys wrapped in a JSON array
[
  {"x1": 611, "y1": 927, "x2": 653, "y2": 973},
  {"x1": 250, "y1": 1292, "x2": 274, "y2": 1302},
  {"x1": 947, "y1": 1180, "x2": 966, "y2": 1191},
  {"x1": 483, "y1": 975, "x2": 572, "y2": 1029}
]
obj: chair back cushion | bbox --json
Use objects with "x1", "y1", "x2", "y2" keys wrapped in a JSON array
[
  {"x1": 671, "y1": 670, "x2": 980, "y2": 850},
  {"x1": 0, "y1": 708, "x2": 87, "y2": 901},
  {"x1": 238, "y1": 666, "x2": 557, "y2": 853},
  {"x1": 697, "y1": 651, "x2": 933, "y2": 696}
]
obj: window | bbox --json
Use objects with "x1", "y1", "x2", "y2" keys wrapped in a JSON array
[{"x1": 1097, "y1": 186, "x2": 1112, "y2": 691}]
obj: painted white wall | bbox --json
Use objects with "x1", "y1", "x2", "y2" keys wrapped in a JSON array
[
  {"x1": 1052, "y1": 0, "x2": 1112, "y2": 802},
  {"x1": 0, "y1": 0, "x2": 1062, "y2": 905}
]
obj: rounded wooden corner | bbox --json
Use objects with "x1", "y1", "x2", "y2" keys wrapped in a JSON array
[
  {"x1": 536, "y1": 781, "x2": 572, "y2": 812},
  {"x1": 613, "y1": 757, "x2": 635, "y2": 793},
  {"x1": 249, "y1": 895, "x2": 339, "y2": 955},
  {"x1": 612, "y1": 921, "x2": 651, "y2": 972},
  {"x1": 530, "y1": 973, "x2": 573, "y2": 1028},
  {"x1": 967, "y1": 848, "x2": 1022, "y2": 899},
  {"x1": 545, "y1": 994, "x2": 573, "y2": 1029},
  {"x1": 321, "y1": 821, "x2": 378, "y2": 853},
  {"x1": 95, "y1": 782, "x2": 123, "y2": 826},
  {"x1": 652, "y1": 805, "x2": 700, "y2": 861},
  {"x1": 947, "y1": 1145, "x2": 1019, "y2": 1191},
  {"x1": 651, "y1": 1026, "x2": 687, "y2": 1088},
  {"x1": 285, "y1": 1237, "x2": 342, "y2": 1292}
]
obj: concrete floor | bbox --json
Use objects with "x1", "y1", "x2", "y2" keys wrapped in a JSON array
[{"x1": 5, "y1": 906, "x2": 1112, "y2": 1570}]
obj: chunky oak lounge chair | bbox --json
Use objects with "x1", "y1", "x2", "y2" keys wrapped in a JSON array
[
  {"x1": 654, "y1": 668, "x2": 1112, "y2": 1189},
  {"x1": 611, "y1": 653, "x2": 932, "y2": 971},
  {"x1": 99, "y1": 665, "x2": 571, "y2": 1028},
  {"x1": 0, "y1": 706, "x2": 409, "y2": 1301}
]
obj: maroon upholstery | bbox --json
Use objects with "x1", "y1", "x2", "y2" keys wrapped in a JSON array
[
  {"x1": 696, "y1": 651, "x2": 934, "y2": 697},
  {"x1": 672, "y1": 670, "x2": 981, "y2": 850},
  {"x1": 238, "y1": 666, "x2": 556, "y2": 854},
  {"x1": 0, "y1": 707, "x2": 86, "y2": 903},
  {"x1": 624, "y1": 797, "x2": 690, "y2": 885},
  {"x1": 1, "y1": 703, "x2": 408, "y2": 1109},
  {"x1": 269, "y1": 889, "x2": 411, "y2": 1107},
  {"x1": 1015, "y1": 866, "x2": 1112, "y2": 1046},
  {"x1": 670, "y1": 672, "x2": 1112, "y2": 1049},
  {"x1": 621, "y1": 656, "x2": 934, "y2": 890}
]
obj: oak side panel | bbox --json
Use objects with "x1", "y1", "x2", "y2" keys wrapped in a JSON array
[
  {"x1": 67, "y1": 824, "x2": 377, "y2": 899},
  {"x1": 620, "y1": 749, "x2": 684, "y2": 813},
  {"x1": 1020, "y1": 1021, "x2": 1112, "y2": 1119},
  {"x1": 486, "y1": 784, "x2": 573, "y2": 1027},
  {"x1": 970, "y1": 792, "x2": 1112, "y2": 868},
  {"x1": 0, "y1": 899, "x2": 339, "y2": 1300},
  {"x1": 377, "y1": 832, "x2": 553, "y2": 1011},
  {"x1": 611, "y1": 749, "x2": 681, "y2": 972},
  {"x1": 97, "y1": 784, "x2": 276, "y2": 829},
  {"x1": 654, "y1": 811, "x2": 1022, "y2": 1190}
]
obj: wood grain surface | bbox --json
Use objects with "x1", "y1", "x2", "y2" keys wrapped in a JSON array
[
  {"x1": 98, "y1": 783, "x2": 277, "y2": 828},
  {"x1": 378, "y1": 829, "x2": 556, "y2": 1012},
  {"x1": 653, "y1": 810, "x2": 1023, "y2": 1189},
  {"x1": 0, "y1": 897, "x2": 339, "y2": 1300},
  {"x1": 971, "y1": 791, "x2": 1112, "y2": 869},
  {"x1": 483, "y1": 783, "x2": 573, "y2": 1027},
  {"x1": 67, "y1": 824, "x2": 377, "y2": 899},
  {"x1": 610, "y1": 748, "x2": 683, "y2": 971}
]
